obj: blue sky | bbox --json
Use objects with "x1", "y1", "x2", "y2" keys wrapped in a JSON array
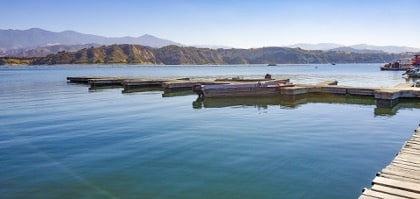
[{"x1": 2, "y1": 0, "x2": 419, "y2": 48}]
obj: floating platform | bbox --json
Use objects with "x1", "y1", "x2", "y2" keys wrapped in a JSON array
[
  {"x1": 195, "y1": 79, "x2": 420, "y2": 108},
  {"x1": 359, "y1": 127, "x2": 420, "y2": 199},
  {"x1": 67, "y1": 76, "x2": 420, "y2": 107}
]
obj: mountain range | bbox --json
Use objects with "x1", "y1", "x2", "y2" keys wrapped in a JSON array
[
  {"x1": 1, "y1": 28, "x2": 420, "y2": 58},
  {"x1": 287, "y1": 43, "x2": 420, "y2": 54},
  {"x1": 1, "y1": 44, "x2": 410, "y2": 65},
  {"x1": 0, "y1": 28, "x2": 181, "y2": 50}
]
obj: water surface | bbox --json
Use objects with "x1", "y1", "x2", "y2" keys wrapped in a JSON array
[{"x1": 1, "y1": 64, "x2": 419, "y2": 199}]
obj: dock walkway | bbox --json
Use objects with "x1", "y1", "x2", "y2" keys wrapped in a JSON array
[
  {"x1": 67, "y1": 76, "x2": 420, "y2": 107},
  {"x1": 359, "y1": 127, "x2": 420, "y2": 199}
]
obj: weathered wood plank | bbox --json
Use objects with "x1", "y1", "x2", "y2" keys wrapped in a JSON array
[
  {"x1": 372, "y1": 176, "x2": 420, "y2": 193},
  {"x1": 406, "y1": 141, "x2": 420, "y2": 147},
  {"x1": 362, "y1": 188, "x2": 409, "y2": 199},
  {"x1": 393, "y1": 159, "x2": 420, "y2": 169},
  {"x1": 379, "y1": 172, "x2": 420, "y2": 184},
  {"x1": 391, "y1": 161, "x2": 420, "y2": 172},
  {"x1": 397, "y1": 154, "x2": 420, "y2": 163},
  {"x1": 359, "y1": 193, "x2": 381, "y2": 199},
  {"x1": 371, "y1": 184, "x2": 420, "y2": 199},
  {"x1": 400, "y1": 148, "x2": 420, "y2": 156},
  {"x1": 384, "y1": 165, "x2": 420, "y2": 178},
  {"x1": 403, "y1": 143, "x2": 420, "y2": 150},
  {"x1": 394, "y1": 156, "x2": 420, "y2": 167}
]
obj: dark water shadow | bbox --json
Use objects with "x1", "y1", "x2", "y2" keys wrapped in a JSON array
[{"x1": 193, "y1": 93, "x2": 420, "y2": 116}]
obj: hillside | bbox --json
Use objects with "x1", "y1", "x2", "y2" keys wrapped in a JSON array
[{"x1": 1, "y1": 44, "x2": 410, "y2": 65}]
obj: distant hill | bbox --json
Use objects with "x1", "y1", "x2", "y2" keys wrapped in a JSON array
[
  {"x1": 288, "y1": 43, "x2": 420, "y2": 53},
  {"x1": 349, "y1": 44, "x2": 420, "y2": 54},
  {"x1": 1, "y1": 44, "x2": 101, "y2": 57},
  {"x1": 1, "y1": 44, "x2": 408, "y2": 65},
  {"x1": 328, "y1": 47, "x2": 385, "y2": 54},
  {"x1": 288, "y1": 43, "x2": 345, "y2": 51},
  {"x1": 0, "y1": 28, "x2": 181, "y2": 50}
]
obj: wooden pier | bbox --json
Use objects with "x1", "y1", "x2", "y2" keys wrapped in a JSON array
[
  {"x1": 67, "y1": 76, "x2": 420, "y2": 107},
  {"x1": 67, "y1": 76, "x2": 227, "y2": 91},
  {"x1": 359, "y1": 127, "x2": 420, "y2": 199}
]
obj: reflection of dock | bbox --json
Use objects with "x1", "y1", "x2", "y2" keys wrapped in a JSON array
[
  {"x1": 359, "y1": 127, "x2": 420, "y2": 199},
  {"x1": 192, "y1": 93, "x2": 420, "y2": 116}
]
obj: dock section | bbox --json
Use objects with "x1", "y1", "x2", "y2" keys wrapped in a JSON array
[
  {"x1": 67, "y1": 76, "x2": 420, "y2": 107},
  {"x1": 359, "y1": 127, "x2": 420, "y2": 199}
]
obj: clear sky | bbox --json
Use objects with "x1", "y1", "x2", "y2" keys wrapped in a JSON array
[{"x1": 2, "y1": 0, "x2": 419, "y2": 48}]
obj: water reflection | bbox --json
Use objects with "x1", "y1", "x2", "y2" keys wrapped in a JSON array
[
  {"x1": 122, "y1": 86, "x2": 162, "y2": 93},
  {"x1": 193, "y1": 93, "x2": 420, "y2": 116}
]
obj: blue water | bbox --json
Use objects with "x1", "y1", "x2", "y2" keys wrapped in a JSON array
[{"x1": 1, "y1": 64, "x2": 419, "y2": 199}]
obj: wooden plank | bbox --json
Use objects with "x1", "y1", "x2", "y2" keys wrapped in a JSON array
[
  {"x1": 384, "y1": 165, "x2": 420, "y2": 178},
  {"x1": 378, "y1": 172, "x2": 420, "y2": 184},
  {"x1": 362, "y1": 188, "x2": 409, "y2": 199},
  {"x1": 372, "y1": 184, "x2": 420, "y2": 199},
  {"x1": 359, "y1": 193, "x2": 381, "y2": 199},
  {"x1": 407, "y1": 140, "x2": 420, "y2": 146},
  {"x1": 406, "y1": 141, "x2": 420, "y2": 147},
  {"x1": 397, "y1": 154, "x2": 420, "y2": 163},
  {"x1": 391, "y1": 161, "x2": 420, "y2": 172},
  {"x1": 403, "y1": 143, "x2": 420, "y2": 150},
  {"x1": 392, "y1": 159, "x2": 420, "y2": 169},
  {"x1": 400, "y1": 148, "x2": 420, "y2": 156},
  {"x1": 394, "y1": 156, "x2": 420, "y2": 167},
  {"x1": 406, "y1": 140, "x2": 420, "y2": 148},
  {"x1": 372, "y1": 176, "x2": 420, "y2": 193}
]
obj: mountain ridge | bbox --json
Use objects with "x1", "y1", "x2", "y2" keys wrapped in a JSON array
[
  {"x1": 1, "y1": 44, "x2": 411, "y2": 65},
  {"x1": 287, "y1": 43, "x2": 420, "y2": 53},
  {"x1": 0, "y1": 28, "x2": 181, "y2": 49}
]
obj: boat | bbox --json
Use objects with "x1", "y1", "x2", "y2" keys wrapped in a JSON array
[
  {"x1": 415, "y1": 80, "x2": 420, "y2": 88},
  {"x1": 412, "y1": 54, "x2": 420, "y2": 67},
  {"x1": 380, "y1": 61, "x2": 414, "y2": 71},
  {"x1": 267, "y1": 63, "x2": 277, "y2": 66},
  {"x1": 403, "y1": 68, "x2": 420, "y2": 78},
  {"x1": 381, "y1": 55, "x2": 420, "y2": 71},
  {"x1": 193, "y1": 79, "x2": 294, "y2": 98}
]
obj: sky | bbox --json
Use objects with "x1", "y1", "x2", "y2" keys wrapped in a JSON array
[{"x1": 2, "y1": 0, "x2": 420, "y2": 48}]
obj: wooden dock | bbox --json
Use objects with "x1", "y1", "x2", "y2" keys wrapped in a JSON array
[
  {"x1": 359, "y1": 127, "x2": 420, "y2": 199},
  {"x1": 67, "y1": 76, "x2": 420, "y2": 107}
]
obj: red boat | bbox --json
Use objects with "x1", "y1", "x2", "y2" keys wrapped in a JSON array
[
  {"x1": 411, "y1": 54, "x2": 420, "y2": 67},
  {"x1": 380, "y1": 55, "x2": 419, "y2": 71}
]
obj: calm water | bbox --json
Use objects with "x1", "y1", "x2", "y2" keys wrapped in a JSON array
[{"x1": 1, "y1": 64, "x2": 419, "y2": 199}]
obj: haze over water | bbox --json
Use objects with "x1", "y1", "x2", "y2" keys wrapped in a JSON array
[{"x1": 1, "y1": 64, "x2": 419, "y2": 198}]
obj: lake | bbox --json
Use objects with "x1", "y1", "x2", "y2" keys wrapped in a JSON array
[{"x1": 1, "y1": 64, "x2": 419, "y2": 199}]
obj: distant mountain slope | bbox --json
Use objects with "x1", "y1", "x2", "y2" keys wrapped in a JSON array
[
  {"x1": 0, "y1": 28, "x2": 181, "y2": 49},
  {"x1": 288, "y1": 43, "x2": 420, "y2": 53},
  {"x1": 328, "y1": 47, "x2": 385, "y2": 54},
  {"x1": 349, "y1": 44, "x2": 420, "y2": 54},
  {"x1": 1, "y1": 44, "x2": 101, "y2": 57},
  {"x1": 1, "y1": 44, "x2": 408, "y2": 65},
  {"x1": 288, "y1": 43, "x2": 345, "y2": 51}
]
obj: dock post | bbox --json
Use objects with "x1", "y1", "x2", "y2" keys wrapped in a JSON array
[{"x1": 374, "y1": 90, "x2": 400, "y2": 108}]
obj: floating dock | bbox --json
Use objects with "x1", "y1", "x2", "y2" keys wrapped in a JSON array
[
  {"x1": 359, "y1": 127, "x2": 420, "y2": 199},
  {"x1": 197, "y1": 80, "x2": 420, "y2": 108},
  {"x1": 67, "y1": 76, "x2": 420, "y2": 107},
  {"x1": 67, "y1": 76, "x2": 229, "y2": 90}
]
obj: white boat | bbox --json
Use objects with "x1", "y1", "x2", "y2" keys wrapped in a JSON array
[{"x1": 403, "y1": 68, "x2": 420, "y2": 78}]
